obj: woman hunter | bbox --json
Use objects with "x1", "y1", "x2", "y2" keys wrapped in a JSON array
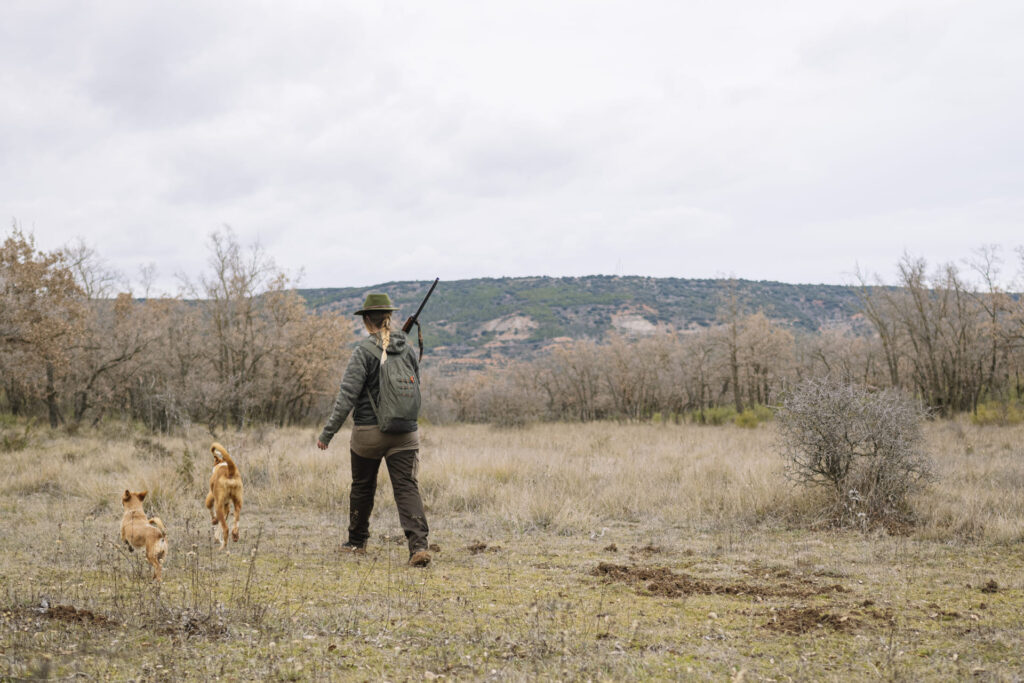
[{"x1": 317, "y1": 293, "x2": 431, "y2": 567}]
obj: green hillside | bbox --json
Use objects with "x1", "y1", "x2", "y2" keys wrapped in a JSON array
[{"x1": 298, "y1": 276, "x2": 865, "y2": 360}]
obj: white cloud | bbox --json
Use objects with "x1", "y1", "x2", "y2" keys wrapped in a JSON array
[{"x1": 2, "y1": 0, "x2": 1022, "y2": 292}]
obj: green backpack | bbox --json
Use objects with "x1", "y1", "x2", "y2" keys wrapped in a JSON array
[{"x1": 362, "y1": 338, "x2": 421, "y2": 433}]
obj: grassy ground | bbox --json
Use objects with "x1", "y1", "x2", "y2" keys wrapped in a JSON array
[{"x1": 1, "y1": 419, "x2": 1023, "y2": 680}]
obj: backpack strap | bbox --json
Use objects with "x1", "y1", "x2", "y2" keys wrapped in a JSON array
[
  {"x1": 413, "y1": 320, "x2": 424, "y2": 361},
  {"x1": 358, "y1": 339, "x2": 383, "y2": 418}
]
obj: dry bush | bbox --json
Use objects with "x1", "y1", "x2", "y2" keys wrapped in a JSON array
[{"x1": 776, "y1": 377, "x2": 933, "y2": 529}]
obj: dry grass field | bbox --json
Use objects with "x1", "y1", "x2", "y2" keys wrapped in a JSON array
[{"x1": 1, "y1": 418, "x2": 1023, "y2": 681}]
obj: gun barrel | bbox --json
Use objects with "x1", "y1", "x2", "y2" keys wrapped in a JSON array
[{"x1": 402, "y1": 277, "x2": 439, "y2": 333}]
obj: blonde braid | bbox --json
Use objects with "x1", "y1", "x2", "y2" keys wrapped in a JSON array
[
  {"x1": 364, "y1": 311, "x2": 393, "y2": 362},
  {"x1": 379, "y1": 316, "x2": 391, "y2": 364}
]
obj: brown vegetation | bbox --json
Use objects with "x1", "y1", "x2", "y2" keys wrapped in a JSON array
[
  {"x1": 1, "y1": 226, "x2": 351, "y2": 432},
  {"x1": 7, "y1": 225, "x2": 1024, "y2": 433}
]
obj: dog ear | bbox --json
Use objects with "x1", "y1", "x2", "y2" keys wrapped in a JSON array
[
  {"x1": 138, "y1": 490, "x2": 148, "y2": 501},
  {"x1": 123, "y1": 489, "x2": 131, "y2": 502}
]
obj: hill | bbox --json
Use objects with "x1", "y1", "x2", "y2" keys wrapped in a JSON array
[{"x1": 298, "y1": 276, "x2": 865, "y2": 364}]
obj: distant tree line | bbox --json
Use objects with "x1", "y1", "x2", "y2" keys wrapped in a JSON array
[
  {"x1": 5, "y1": 223, "x2": 1024, "y2": 431},
  {"x1": 423, "y1": 250, "x2": 1024, "y2": 425},
  {"x1": 424, "y1": 309, "x2": 819, "y2": 426},
  {"x1": 1, "y1": 226, "x2": 350, "y2": 432}
]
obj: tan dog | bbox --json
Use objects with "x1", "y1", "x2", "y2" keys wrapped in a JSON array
[
  {"x1": 120, "y1": 490, "x2": 168, "y2": 581},
  {"x1": 205, "y1": 442, "x2": 243, "y2": 548}
]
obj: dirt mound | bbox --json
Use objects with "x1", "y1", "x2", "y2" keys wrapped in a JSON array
[
  {"x1": 635, "y1": 544, "x2": 663, "y2": 555},
  {"x1": 46, "y1": 604, "x2": 115, "y2": 626},
  {"x1": 593, "y1": 562, "x2": 765, "y2": 598},
  {"x1": 764, "y1": 607, "x2": 858, "y2": 634},
  {"x1": 592, "y1": 562, "x2": 847, "y2": 599},
  {"x1": 981, "y1": 579, "x2": 999, "y2": 594},
  {"x1": 466, "y1": 541, "x2": 502, "y2": 554}
]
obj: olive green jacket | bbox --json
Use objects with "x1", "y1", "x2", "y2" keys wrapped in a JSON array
[{"x1": 318, "y1": 331, "x2": 418, "y2": 446}]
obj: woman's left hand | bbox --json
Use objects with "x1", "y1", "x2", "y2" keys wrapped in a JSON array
[{"x1": 317, "y1": 440, "x2": 328, "y2": 450}]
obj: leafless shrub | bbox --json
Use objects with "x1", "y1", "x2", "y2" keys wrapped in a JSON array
[{"x1": 776, "y1": 377, "x2": 934, "y2": 529}]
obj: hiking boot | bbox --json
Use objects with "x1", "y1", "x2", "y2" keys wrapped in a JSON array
[
  {"x1": 341, "y1": 542, "x2": 366, "y2": 554},
  {"x1": 408, "y1": 549, "x2": 431, "y2": 567}
]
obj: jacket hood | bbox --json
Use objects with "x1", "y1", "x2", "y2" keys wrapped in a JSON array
[{"x1": 371, "y1": 330, "x2": 409, "y2": 354}]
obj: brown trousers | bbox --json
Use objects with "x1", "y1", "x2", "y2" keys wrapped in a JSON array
[{"x1": 348, "y1": 449, "x2": 429, "y2": 554}]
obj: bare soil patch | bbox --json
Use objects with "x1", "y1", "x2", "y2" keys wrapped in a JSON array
[
  {"x1": 46, "y1": 604, "x2": 116, "y2": 627},
  {"x1": 592, "y1": 562, "x2": 848, "y2": 599},
  {"x1": 19, "y1": 603, "x2": 119, "y2": 628},
  {"x1": 764, "y1": 607, "x2": 859, "y2": 635}
]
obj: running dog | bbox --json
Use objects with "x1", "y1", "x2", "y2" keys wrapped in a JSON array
[
  {"x1": 120, "y1": 490, "x2": 168, "y2": 581},
  {"x1": 206, "y1": 442, "x2": 243, "y2": 548}
]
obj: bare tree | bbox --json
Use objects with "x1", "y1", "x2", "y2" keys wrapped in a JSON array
[
  {"x1": 191, "y1": 227, "x2": 280, "y2": 429},
  {"x1": 857, "y1": 255, "x2": 993, "y2": 416},
  {"x1": 549, "y1": 340, "x2": 606, "y2": 421},
  {"x1": 715, "y1": 280, "x2": 747, "y2": 413},
  {"x1": 67, "y1": 294, "x2": 163, "y2": 425},
  {"x1": 62, "y1": 238, "x2": 122, "y2": 298},
  {"x1": 737, "y1": 311, "x2": 794, "y2": 407},
  {"x1": 965, "y1": 247, "x2": 1014, "y2": 404},
  {"x1": 602, "y1": 334, "x2": 661, "y2": 421},
  {"x1": 796, "y1": 328, "x2": 886, "y2": 388}
]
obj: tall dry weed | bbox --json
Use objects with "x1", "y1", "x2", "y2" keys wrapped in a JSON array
[
  {"x1": 0, "y1": 419, "x2": 1021, "y2": 543},
  {"x1": 914, "y1": 418, "x2": 1024, "y2": 543}
]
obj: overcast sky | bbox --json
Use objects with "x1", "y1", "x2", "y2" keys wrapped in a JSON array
[{"x1": 3, "y1": 1, "x2": 1022, "y2": 293}]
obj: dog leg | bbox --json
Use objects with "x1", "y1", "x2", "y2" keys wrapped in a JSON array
[
  {"x1": 146, "y1": 546, "x2": 162, "y2": 582},
  {"x1": 205, "y1": 492, "x2": 217, "y2": 525},
  {"x1": 216, "y1": 500, "x2": 229, "y2": 549},
  {"x1": 231, "y1": 498, "x2": 241, "y2": 542}
]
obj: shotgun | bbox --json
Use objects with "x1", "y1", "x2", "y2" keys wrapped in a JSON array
[{"x1": 402, "y1": 277, "x2": 439, "y2": 359}]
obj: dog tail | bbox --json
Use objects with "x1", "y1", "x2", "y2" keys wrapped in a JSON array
[
  {"x1": 149, "y1": 516, "x2": 166, "y2": 535},
  {"x1": 211, "y1": 442, "x2": 238, "y2": 476}
]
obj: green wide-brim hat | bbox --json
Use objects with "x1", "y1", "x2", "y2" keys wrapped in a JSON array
[{"x1": 354, "y1": 293, "x2": 398, "y2": 315}]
